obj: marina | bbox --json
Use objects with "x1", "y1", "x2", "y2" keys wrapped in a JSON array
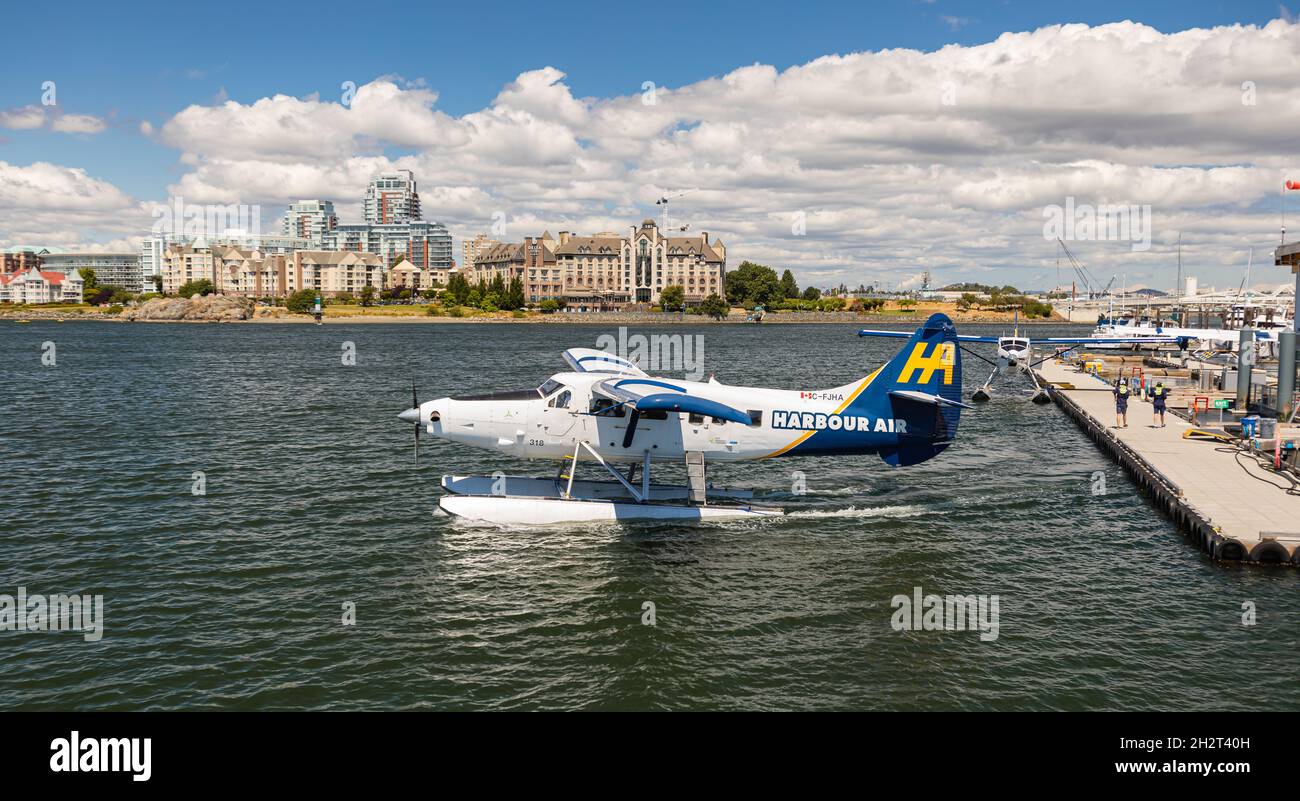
[{"x1": 1036, "y1": 355, "x2": 1300, "y2": 563}]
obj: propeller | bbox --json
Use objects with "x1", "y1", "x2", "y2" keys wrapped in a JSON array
[{"x1": 411, "y1": 381, "x2": 420, "y2": 465}]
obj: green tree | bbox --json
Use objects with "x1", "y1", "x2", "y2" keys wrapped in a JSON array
[
  {"x1": 178, "y1": 279, "x2": 214, "y2": 299},
  {"x1": 285, "y1": 289, "x2": 321, "y2": 314},
  {"x1": 660, "y1": 284, "x2": 686, "y2": 312},
  {"x1": 446, "y1": 273, "x2": 472, "y2": 305},
  {"x1": 359, "y1": 285, "x2": 376, "y2": 307},
  {"x1": 78, "y1": 268, "x2": 98, "y2": 291},
  {"x1": 779, "y1": 269, "x2": 799, "y2": 299},
  {"x1": 699, "y1": 293, "x2": 729, "y2": 320},
  {"x1": 539, "y1": 299, "x2": 561, "y2": 313},
  {"x1": 504, "y1": 276, "x2": 525, "y2": 311},
  {"x1": 725, "y1": 261, "x2": 783, "y2": 308},
  {"x1": 802, "y1": 286, "x2": 821, "y2": 301}
]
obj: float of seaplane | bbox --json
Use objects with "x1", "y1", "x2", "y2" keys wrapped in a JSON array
[
  {"x1": 858, "y1": 318, "x2": 1182, "y2": 403},
  {"x1": 398, "y1": 313, "x2": 969, "y2": 525}
]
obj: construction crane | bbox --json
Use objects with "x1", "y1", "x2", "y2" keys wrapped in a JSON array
[
  {"x1": 655, "y1": 188, "x2": 697, "y2": 232},
  {"x1": 1057, "y1": 239, "x2": 1103, "y2": 299}
]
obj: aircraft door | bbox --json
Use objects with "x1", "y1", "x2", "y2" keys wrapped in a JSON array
[{"x1": 540, "y1": 386, "x2": 579, "y2": 440}]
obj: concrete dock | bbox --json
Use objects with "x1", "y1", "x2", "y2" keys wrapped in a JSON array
[{"x1": 1035, "y1": 356, "x2": 1300, "y2": 564}]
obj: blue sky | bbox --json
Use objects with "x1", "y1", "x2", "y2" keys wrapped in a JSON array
[
  {"x1": 3, "y1": 0, "x2": 1298, "y2": 290},
  {"x1": 2, "y1": 0, "x2": 1289, "y2": 199}
]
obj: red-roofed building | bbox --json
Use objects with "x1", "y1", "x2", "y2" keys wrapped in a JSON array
[{"x1": 0, "y1": 268, "x2": 84, "y2": 304}]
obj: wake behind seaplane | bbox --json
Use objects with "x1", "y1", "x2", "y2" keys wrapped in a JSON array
[
  {"x1": 398, "y1": 313, "x2": 969, "y2": 525},
  {"x1": 858, "y1": 315, "x2": 1183, "y2": 403}
]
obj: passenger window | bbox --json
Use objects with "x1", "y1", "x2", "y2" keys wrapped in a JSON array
[
  {"x1": 711, "y1": 416, "x2": 725, "y2": 425},
  {"x1": 688, "y1": 413, "x2": 704, "y2": 425},
  {"x1": 589, "y1": 398, "x2": 626, "y2": 417},
  {"x1": 747, "y1": 410, "x2": 762, "y2": 427}
]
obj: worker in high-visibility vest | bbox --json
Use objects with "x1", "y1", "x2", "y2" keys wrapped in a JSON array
[
  {"x1": 1150, "y1": 381, "x2": 1168, "y2": 428},
  {"x1": 1113, "y1": 379, "x2": 1130, "y2": 429}
]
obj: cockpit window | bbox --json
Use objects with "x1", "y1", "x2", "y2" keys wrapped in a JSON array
[
  {"x1": 550, "y1": 389, "x2": 571, "y2": 409},
  {"x1": 538, "y1": 378, "x2": 563, "y2": 397}
]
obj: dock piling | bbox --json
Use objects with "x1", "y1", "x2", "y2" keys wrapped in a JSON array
[
  {"x1": 1280, "y1": 330, "x2": 1296, "y2": 421},
  {"x1": 1235, "y1": 327, "x2": 1254, "y2": 409}
]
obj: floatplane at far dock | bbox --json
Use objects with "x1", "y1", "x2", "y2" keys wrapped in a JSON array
[{"x1": 399, "y1": 314, "x2": 972, "y2": 525}]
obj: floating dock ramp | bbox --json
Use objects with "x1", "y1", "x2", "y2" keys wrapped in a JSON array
[{"x1": 1036, "y1": 358, "x2": 1300, "y2": 565}]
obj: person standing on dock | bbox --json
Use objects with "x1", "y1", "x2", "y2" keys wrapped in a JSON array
[
  {"x1": 1113, "y1": 378, "x2": 1130, "y2": 428},
  {"x1": 1150, "y1": 381, "x2": 1167, "y2": 428}
]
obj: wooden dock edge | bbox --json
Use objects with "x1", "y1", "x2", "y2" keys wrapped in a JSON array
[{"x1": 1044, "y1": 382, "x2": 1299, "y2": 566}]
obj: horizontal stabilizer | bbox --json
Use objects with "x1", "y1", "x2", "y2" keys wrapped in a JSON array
[{"x1": 888, "y1": 389, "x2": 974, "y2": 410}]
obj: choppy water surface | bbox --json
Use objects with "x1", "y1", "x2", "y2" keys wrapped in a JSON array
[{"x1": 1, "y1": 320, "x2": 1295, "y2": 710}]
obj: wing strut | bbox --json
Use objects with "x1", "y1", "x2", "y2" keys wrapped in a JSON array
[{"x1": 622, "y1": 409, "x2": 641, "y2": 448}]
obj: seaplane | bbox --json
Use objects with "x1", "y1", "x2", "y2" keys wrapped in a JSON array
[
  {"x1": 399, "y1": 313, "x2": 969, "y2": 525},
  {"x1": 858, "y1": 315, "x2": 1184, "y2": 403}
]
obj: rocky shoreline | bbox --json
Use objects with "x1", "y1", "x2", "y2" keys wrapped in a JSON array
[{"x1": 2, "y1": 297, "x2": 1065, "y2": 325}]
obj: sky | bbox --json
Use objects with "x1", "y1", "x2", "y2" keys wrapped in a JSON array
[{"x1": 2, "y1": 0, "x2": 1300, "y2": 292}]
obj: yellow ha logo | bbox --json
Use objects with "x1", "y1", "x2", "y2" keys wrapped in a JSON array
[{"x1": 897, "y1": 342, "x2": 954, "y2": 385}]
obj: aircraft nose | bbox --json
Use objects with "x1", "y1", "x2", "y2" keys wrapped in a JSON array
[{"x1": 398, "y1": 407, "x2": 420, "y2": 424}]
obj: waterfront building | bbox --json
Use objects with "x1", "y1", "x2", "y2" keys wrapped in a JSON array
[
  {"x1": 626, "y1": 219, "x2": 725, "y2": 305},
  {"x1": 469, "y1": 233, "x2": 563, "y2": 304},
  {"x1": 290, "y1": 250, "x2": 385, "y2": 297},
  {"x1": 38, "y1": 252, "x2": 144, "y2": 293},
  {"x1": 363, "y1": 170, "x2": 421, "y2": 224},
  {"x1": 207, "y1": 231, "x2": 310, "y2": 254},
  {"x1": 387, "y1": 257, "x2": 450, "y2": 292},
  {"x1": 281, "y1": 200, "x2": 339, "y2": 246},
  {"x1": 549, "y1": 221, "x2": 725, "y2": 309},
  {"x1": 2, "y1": 248, "x2": 44, "y2": 274},
  {"x1": 553, "y1": 230, "x2": 628, "y2": 309},
  {"x1": 471, "y1": 241, "x2": 525, "y2": 287},
  {"x1": 324, "y1": 220, "x2": 452, "y2": 271},
  {"x1": 0, "y1": 267, "x2": 83, "y2": 303},
  {"x1": 140, "y1": 235, "x2": 187, "y2": 291},
  {"x1": 160, "y1": 241, "x2": 292, "y2": 297},
  {"x1": 462, "y1": 234, "x2": 499, "y2": 276}
]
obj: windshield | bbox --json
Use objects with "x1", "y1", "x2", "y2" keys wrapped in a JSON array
[{"x1": 538, "y1": 378, "x2": 563, "y2": 396}]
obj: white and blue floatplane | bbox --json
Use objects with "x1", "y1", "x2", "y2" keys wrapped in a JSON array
[{"x1": 399, "y1": 314, "x2": 972, "y2": 525}]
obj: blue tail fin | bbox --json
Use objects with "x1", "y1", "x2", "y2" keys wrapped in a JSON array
[{"x1": 868, "y1": 313, "x2": 963, "y2": 466}]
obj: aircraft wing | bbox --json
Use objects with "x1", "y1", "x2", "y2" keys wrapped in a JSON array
[
  {"x1": 859, "y1": 330, "x2": 1183, "y2": 346},
  {"x1": 562, "y1": 348, "x2": 648, "y2": 377},
  {"x1": 858, "y1": 329, "x2": 999, "y2": 343},
  {"x1": 592, "y1": 377, "x2": 752, "y2": 425},
  {"x1": 1034, "y1": 336, "x2": 1182, "y2": 345}
]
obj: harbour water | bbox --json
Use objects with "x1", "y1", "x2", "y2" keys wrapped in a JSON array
[{"x1": 1, "y1": 321, "x2": 1296, "y2": 710}]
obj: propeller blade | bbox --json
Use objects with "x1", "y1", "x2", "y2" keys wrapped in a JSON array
[{"x1": 412, "y1": 381, "x2": 419, "y2": 465}]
